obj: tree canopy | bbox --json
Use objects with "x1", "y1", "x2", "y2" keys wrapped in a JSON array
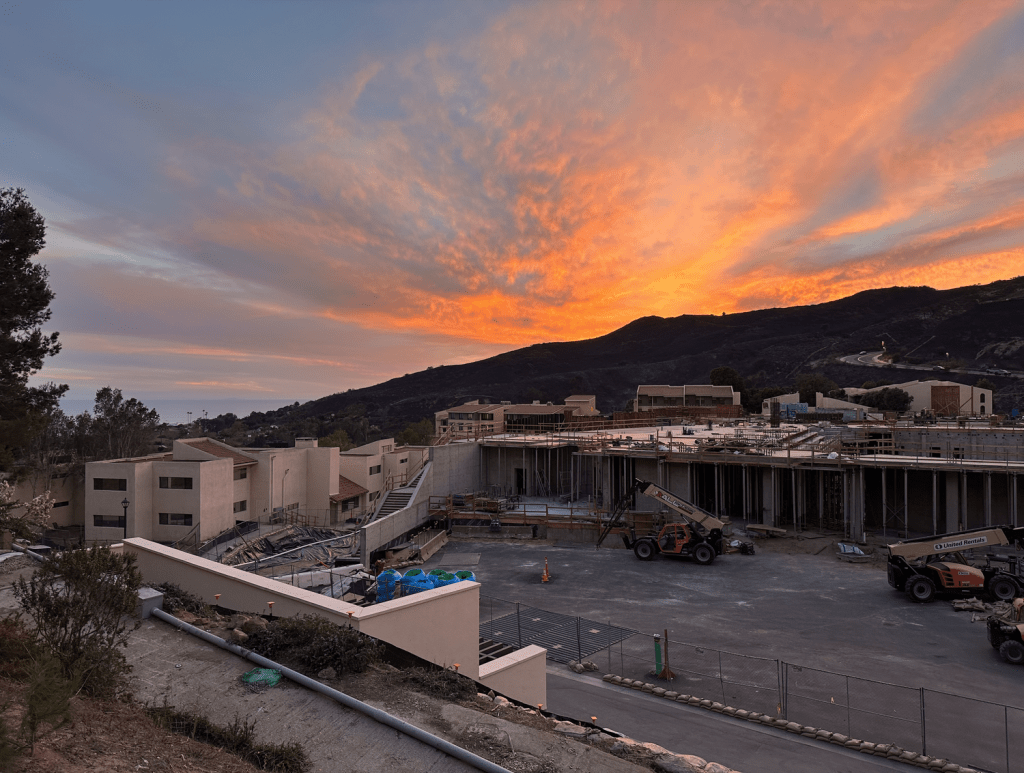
[
  {"x1": 849, "y1": 387, "x2": 912, "y2": 413},
  {"x1": 1, "y1": 188, "x2": 65, "y2": 472}
]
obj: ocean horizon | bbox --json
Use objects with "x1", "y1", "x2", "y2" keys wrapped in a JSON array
[{"x1": 59, "y1": 397, "x2": 308, "y2": 425}]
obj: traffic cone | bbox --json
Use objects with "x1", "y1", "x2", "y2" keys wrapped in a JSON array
[{"x1": 542, "y1": 557, "x2": 550, "y2": 583}]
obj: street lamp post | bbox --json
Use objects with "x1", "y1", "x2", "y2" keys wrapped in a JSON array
[{"x1": 121, "y1": 497, "x2": 130, "y2": 540}]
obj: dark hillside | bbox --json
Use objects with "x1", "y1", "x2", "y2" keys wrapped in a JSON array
[{"x1": 235, "y1": 276, "x2": 1024, "y2": 442}]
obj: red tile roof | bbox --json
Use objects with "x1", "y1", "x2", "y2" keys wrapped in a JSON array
[{"x1": 331, "y1": 475, "x2": 368, "y2": 503}]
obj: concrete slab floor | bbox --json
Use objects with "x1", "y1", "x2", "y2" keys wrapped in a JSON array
[{"x1": 425, "y1": 540, "x2": 1022, "y2": 708}]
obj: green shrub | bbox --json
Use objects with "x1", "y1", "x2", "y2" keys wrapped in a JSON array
[
  {"x1": 15, "y1": 546, "x2": 141, "y2": 698},
  {"x1": 153, "y1": 582, "x2": 212, "y2": 616},
  {"x1": 404, "y1": 666, "x2": 477, "y2": 701},
  {"x1": 244, "y1": 615, "x2": 381, "y2": 676},
  {"x1": 147, "y1": 705, "x2": 309, "y2": 773}
]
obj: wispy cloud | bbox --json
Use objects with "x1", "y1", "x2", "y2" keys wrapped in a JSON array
[{"x1": 5, "y1": 1, "x2": 1023, "y2": 400}]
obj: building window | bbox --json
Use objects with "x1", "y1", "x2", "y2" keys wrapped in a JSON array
[
  {"x1": 93, "y1": 514, "x2": 125, "y2": 528},
  {"x1": 93, "y1": 478, "x2": 127, "y2": 491},
  {"x1": 382, "y1": 444, "x2": 392, "y2": 452},
  {"x1": 399, "y1": 458, "x2": 407, "y2": 464},
  {"x1": 234, "y1": 467, "x2": 248, "y2": 480},
  {"x1": 980, "y1": 394, "x2": 986, "y2": 403},
  {"x1": 233, "y1": 500, "x2": 247, "y2": 513},
  {"x1": 52, "y1": 501, "x2": 69, "y2": 508},
  {"x1": 159, "y1": 477, "x2": 193, "y2": 489},
  {"x1": 369, "y1": 465, "x2": 381, "y2": 475},
  {"x1": 158, "y1": 513, "x2": 193, "y2": 526}
]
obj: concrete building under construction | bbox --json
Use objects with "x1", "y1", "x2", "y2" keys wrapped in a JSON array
[{"x1": 468, "y1": 419, "x2": 1024, "y2": 543}]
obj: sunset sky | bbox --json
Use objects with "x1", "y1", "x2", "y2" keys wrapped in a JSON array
[{"x1": 4, "y1": 1, "x2": 1023, "y2": 414}]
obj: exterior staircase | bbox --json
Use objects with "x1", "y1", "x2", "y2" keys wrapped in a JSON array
[{"x1": 366, "y1": 464, "x2": 429, "y2": 524}]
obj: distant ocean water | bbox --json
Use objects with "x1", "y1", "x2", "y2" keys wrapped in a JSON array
[{"x1": 59, "y1": 397, "x2": 306, "y2": 425}]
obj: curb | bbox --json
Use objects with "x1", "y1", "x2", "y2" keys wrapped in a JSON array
[{"x1": 601, "y1": 674, "x2": 975, "y2": 773}]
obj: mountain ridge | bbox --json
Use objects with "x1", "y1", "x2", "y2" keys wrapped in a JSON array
[{"x1": 236, "y1": 276, "x2": 1024, "y2": 442}]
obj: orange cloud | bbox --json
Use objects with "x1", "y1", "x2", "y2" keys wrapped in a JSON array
[{"x1": 146, "y1": 1, "x2": 1024, "y2": 353}]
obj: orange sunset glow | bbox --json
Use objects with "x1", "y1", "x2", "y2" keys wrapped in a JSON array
[{"x1": 5, "y1": 1, "x2": 1024, "y2": 408}]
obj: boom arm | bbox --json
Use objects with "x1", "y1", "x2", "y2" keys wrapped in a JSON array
[
  {"x1": 636, "y1": 480, "x2": 725, "y2": 531},
  {"x1": 596, "y1": 478, "x2": 724, "y2": 550},
  {"x1": 887, "y1": 525, "x2": 1024, "y2": 561}
]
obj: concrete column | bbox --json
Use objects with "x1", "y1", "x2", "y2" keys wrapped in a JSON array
[
  {"x1": 881, "y1": 468, "x2": 887, "y2": 537},
  {"x1": 903, "y1": 469, "x2": 909, "y2": 538},
  {"x1": 985, "y1": 472, "x2": 992, "y2": 527},
  {"x1": 742, "y1": 465, "x2": 749, "y2": 520},
  {"x1": 817, "y1": 471, "x2": 824, "y2": 530},
  {"x1": 714, "y1": 463, "x2": 721, "y2": 516},
  {"x1": 763, "y1": 467, "x2": 776, "y2": 527},
  {"x1": 945, "y1": 471, "x2": 959, "y2": 533},
  {"x1": 960, "y1": 471, "x2": 967, "y2": 531},
  {"x1": 859, "y1": 467, "x2": 867, "y2": 542},
  {"x1": 1014, "y1": 474, "x2": 1019, "y2": 527},
  {"x1": 791, "y1": 468, "x2": 797, "y2": 527}
]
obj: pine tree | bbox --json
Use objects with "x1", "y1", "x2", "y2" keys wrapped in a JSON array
[{"x1": 0, "y1": 188, "x2": 66, "y2": 471}]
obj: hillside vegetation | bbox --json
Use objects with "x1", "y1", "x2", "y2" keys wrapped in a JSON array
[{"x1": 222, "y1": 277, "x2": 1024, "y2": 444}]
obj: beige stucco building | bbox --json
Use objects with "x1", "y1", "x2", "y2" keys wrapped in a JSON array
[
  {"x1": 636, "y1": 385, "x2": 741, "y2": 411},
  {"x1": 434, "y1": 395, "x2": 599, "y2": 437}
]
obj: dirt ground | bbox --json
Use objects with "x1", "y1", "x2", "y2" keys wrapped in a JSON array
[
  {"x1": 1, "y1": 679, "x2": 265, "y2": 773},
  {"x1": 743, "y1": 528, "x2": 889, "y2": 572}
]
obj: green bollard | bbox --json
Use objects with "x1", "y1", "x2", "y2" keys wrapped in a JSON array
[{"x1": 654, "y1": 633, "x2": 663, "y2": 676}]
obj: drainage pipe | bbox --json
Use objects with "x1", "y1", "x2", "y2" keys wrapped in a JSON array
[
  {"x1": 150, "y1": 608, "x2": 513, "y2": 773},
  {"x1": 10, "y1": 543, "x2": 47, "y2": 562}
]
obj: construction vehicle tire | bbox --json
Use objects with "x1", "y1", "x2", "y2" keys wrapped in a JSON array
[
  {"x1": 999, "y1": 639, "x2": 1024, "y2": 665},
  {"x1": 989, "y1": 576, "x2": 1018, "y2": 603},
  {"x1": 634, "y1": 540, "x2": 655, "y2": 561},
  {"x1": 905, "y1": 576, "x2": 936, "y2": 603},
  {"x1": 694, "y1": 543, "x2": 715, "y2": 566}
]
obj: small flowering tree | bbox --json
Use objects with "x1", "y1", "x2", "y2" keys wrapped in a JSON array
[{"x1": 0, "y1": 480, "x2": 53, "y2": 539}]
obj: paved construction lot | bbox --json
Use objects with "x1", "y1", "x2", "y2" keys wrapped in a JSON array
[
  {"x1": 428, "y1": 539, "x2": 1017, "y2": 703},
  {"x1": 426, "y1": 538, "x2": 1024, "y2": 772}
]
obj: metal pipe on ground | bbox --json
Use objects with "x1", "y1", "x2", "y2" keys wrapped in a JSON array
[{"x1": 150, "y1": 608, "x2": 513, "y2": 773}]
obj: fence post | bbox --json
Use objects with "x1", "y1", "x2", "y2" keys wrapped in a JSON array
[
  {"x1": 577, "y1": 617, "x2": 582, "y2": 663},
  {"x1": 778, "y1": 661, "x2": 785, "y2": 719},
  {"x1": 920, "y1": 688, "x2": 926, "y2": 756},
  {"x1": 846, "y1": 676, "x2": 851, "y2": 736},
  {"x1": 517, "y1": 602, "x2": 522, "y2": 649}
]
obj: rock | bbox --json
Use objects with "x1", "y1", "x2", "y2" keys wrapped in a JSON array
[
  {"x1": 640, "y1": 742, "x2": 670, "y2": 755},
  {"x1": 488, "y1": 690, "x2": 496, "y2": 698},
  {"x1": 654, "y1": 755, "x2": 701, "y2": 773},
  {"x1": 494, "y1": 696, "x2": 510, "y2": 707},
  {"x1": 176, "y1": 610, "x2": 198, "y2": 624},
  {"x1": 679, "y1": 755, "x2": 707, "y2": 768},
  {"x1": 477, "y1": 692, "x2": 492, "y2": 701},
  {"x1": 554, "y1": 721, "x2": 591, "y2": 738},
  {"x1": 229, "y1": 628, "x2": 248, "y2": 643},
  {"x1": 705, "y1": 763, "x2": 732, "y2": 773},
  {"x1": 317, "y1": 666, "x2": 336, "y2": 680},
  {"x1": 240, "y1": 617, "x2": 268, "y2": 635}
]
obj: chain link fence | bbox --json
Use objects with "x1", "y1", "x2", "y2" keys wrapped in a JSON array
[{"x1": 481, "y1": 594, "x2": 1024, "y2": 772}]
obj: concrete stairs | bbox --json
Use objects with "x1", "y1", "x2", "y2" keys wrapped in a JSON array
[{"x1": 366, "y1": 463, "x2": 430, "y2": 524}]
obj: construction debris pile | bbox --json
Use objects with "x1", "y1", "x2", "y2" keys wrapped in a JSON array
[
  {"x1": 223, "y1": 525, "x2": 356, "y2": 569},
  {"x1": 951, "y1": 597, "x2": 1022, "y2": 623}
]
